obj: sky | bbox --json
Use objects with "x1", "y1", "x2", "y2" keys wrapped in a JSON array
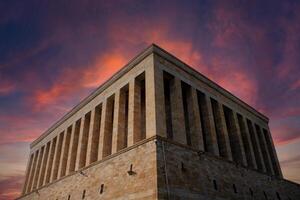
[{"x1": 0, "y1": 0, "x2": 300, "y2": 199}]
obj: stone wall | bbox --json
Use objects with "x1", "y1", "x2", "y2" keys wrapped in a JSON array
[
  {"x1": 156, "y1": 138, "x2": 300, "y2": 200},
  {"x1": 18, "y1": 139, "x2": 157, "y2": 200}
]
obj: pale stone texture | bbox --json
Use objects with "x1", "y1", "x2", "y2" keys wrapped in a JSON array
[{"x1": 18, "y1": 44, "x2": 299, "y2": 200}]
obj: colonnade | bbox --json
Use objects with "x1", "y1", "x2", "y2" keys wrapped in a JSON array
[
  {"x1": 22, "y1": 72, "x2": 146, "y2": 194},
  {"x1": 22, "y1": 66, "x2": 282, "y2": 195},
  {"x1": 160, "y1": 70, "x2": 281, "y2": 178}
]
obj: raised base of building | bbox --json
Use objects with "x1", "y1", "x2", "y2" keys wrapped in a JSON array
[{"x1": 18, "y1": 136, "x2": 300, "y2": 200}]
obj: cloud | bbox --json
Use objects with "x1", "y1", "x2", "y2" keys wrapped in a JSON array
[
  {"x1": 0, "y1": 76, "x2": 16, "y2": 95},
  {"x1": 0, "y1": 175, "x2": 24, "y2": 200}
]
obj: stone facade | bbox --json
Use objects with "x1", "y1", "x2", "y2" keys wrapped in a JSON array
[{"x1": 18, "y1": 44, "x2": 300, "y2": 200}]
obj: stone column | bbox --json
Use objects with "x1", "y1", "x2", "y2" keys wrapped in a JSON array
[
  {"x1": 66, "y1": 124, "x2": 75, "y2": 175},
  {"x1": 86, "y1": 109, "x2": 96, "y2": 165},
  {"x1": 57, "y1": 131, "x2": 67, "y2": 179},
  {"x1": 102, "y1": 96, "x2": 115, "y2": 158},
  {"x1": 252, "y1": 122, "x2": 267, "y2": 172},
  {"x1": 37, "y1": 144, "x2": 48, "y2": 187},
  {"x1": 51, "y1": 132, "x2": 64, "y2": 181},
  {"x1": 75, "y1": 118, "x2": 85, "y2": 171},
  {"x1": 242, "y1": 117, "x2": 257, "y2": 169},
  {"x1": 188, "y1": 88, "x2": 204, "y2": 151},
  {"x1": 169, "y1": 77, "x2": 187, "y2": 144},
  {"x1": 232, "y1": 112, "x2": 247, "y2": 166},
  {"x1": 145, "y1": 59, "x2": 167, "y2": 138},
  {"x1": 28, "y1": 150, "x2": 39, "y2": 192},
  {"x1": 23, "y1": 153, "x2": 34, "y2": 194},
  {"x1": 205, "y1": 95, "x2": 220, "y2": 156},
  {"x1": 128, "y1": 79, "x2": 141, "y2": 146},
  {"x1": 98, "y1": 100, "x2": 107, "y2": 161},
  {"x1": 257, "y1": 125, "x2": 275, "y2": 175},
  {"x1": 219, "y1": 103, "x2": 233, "y2": 161},
  {"x1": 32, "y1": 146, "x2": 44, "y2": 190},
  {"x1": 43, "y1": 136, "x2": 57, "y2": 185},
  {"x1": 264, "y1": 128, "x2": 283, "y2": 177},
  {"x1": 112, "y1": 89, "x2": 127, "y2": 153}
]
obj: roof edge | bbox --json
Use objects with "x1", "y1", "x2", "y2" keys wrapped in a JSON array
[
  {"x1": 31, "y1": 43, "x2": 269, "y2": 148},
  {"x1": 30, "y1": 44, "x2": 156, "y2": 148}
]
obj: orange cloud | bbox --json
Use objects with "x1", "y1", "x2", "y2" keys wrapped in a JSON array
[{"x1": 32, "y1": 51, "x2": 128, "y2": 110}]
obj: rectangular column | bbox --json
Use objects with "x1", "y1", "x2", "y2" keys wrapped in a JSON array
[
  {"x1": 68, "y1": 120, "x2": 81, "y2": 173},
  {"x1": 188, "y1": 88, "x2": 204, "y2": 151},
  {"x1": 65, "y1": 124, "x2": 75, "y2": 175},
  {"x1": 44, "y1": 137, "x2": 56, "y2": 184},
  {"x1": 32, "y1": 146, "x2": 44, "y2": 190},
  {"x1": 23, "y1": 153, "x2": 34, "y2": 194},
  {"x1": 238, "y1": 115, "x2": 257, "y2": 169},
  {"x1": 128, "y1": 77, "x2": 144, "y2": 146},
  {"x1": 112, "y1": 87, "x2": 128, "y2": 154},
  {"x1": 248, "y1": 120, "x2": 266, "y2": 172},
  {"x1": 57, "y1": 131, "x2": 67, "y2": 179},
  {"x1": 87, "y1": 104, "x2": 102, "y2": 164},
  {"x1": 38, "y1": 142, "x2": 50, "y2": 187},
  {"x1": 256, "y1": 124, "x2": 274, "y2": 175},
  {"x1": 75, "y1": 117, "x2": 85, "y2": 171},
  {"x1": 196, "y1": 91, "x2": 219, "y2": 155},
  {"x1": 263, "y1": 128, "x2": 283, "y2": 177},
  {"x1": 146, "y1": 61, "x2": 167, "y2": 138},
  {"x1": 86, "y1": 109, "x2": 96, "y2": 165},
  {"x1": 51, "y1": 132, "x2": 64, "y2": 181},
  {"x1": 170, "y1": 77, "x2": 187, "y2": 144},
  {"x1": 28, "y1": 150, "x2": 39, "y2": 192},
  {"x1": 223, "y1": 106, "x2": 246, "y2": 165},
  {"x1": 99, "y1": 95, "x2": 115, "y2": 159},
  {"x1": 212, "y1": 100, "x2": 233, "y2": 160},
  {"x1": 58, "y1": 126, "x2": 72, "y2": 178},
  {"x1": 232, "y1": 112, "x2": 247, "y2": 166},
  {"x1": 205, "y1": 95, "x2": 220, "y2": 156}
]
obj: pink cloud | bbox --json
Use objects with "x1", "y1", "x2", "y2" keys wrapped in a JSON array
[
  {"x1": 0, "y1": 77, "x2": 16, "y2": 95},
  {"x1": 0, "y1": 175, "x2": 23, "y2": 200},
  {"x1": 272, "y1": 125, "x2": 300, "y2": 146}
]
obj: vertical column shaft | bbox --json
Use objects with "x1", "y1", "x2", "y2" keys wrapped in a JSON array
[
  {"x1": 28, "y1": 150, "x2": 39, "y2": 192},
  {"x1": 58, "y1": 126, "x2": 72, "y2": 178},
  {"x1": 112, "y1": 88, "x2": 128, "y2": 154},
  {"x1": 169, "y1": 77, "x2": 187, "y2": 144},
  {"x1": 256, "y1": 125, "x2": 274, "y2": 175},
  {"x1": 99, "y1": 96, "x2": 115, "y2": 159},
  {"x1": 146, "y1": 59, "x2": 167, "y2": 138},
  {"x1": 75, "y1": 118, "x2": 85, "y2": 171},
  {"x1": 44, "y1": 137, "x2": 56, "y2": 184},
  {"x1": 128, "y1": 79, "x2": 142, "y2": 145},
  {"x1": 68, "y1": 120, "x2": 81, "y2": 173},
  {"x1": 239, "y1": 116, "x2": 257, "y2": 169},
  {"x1": 32, "y1": 147, "x2": 44, "y2": 190},
  {"x1": 263, "y1": 128, "x2": 283, "y2": 177},
  {"x1": 188, "y1": 88, "x2": 204, "y2": 151},
  {"x1": 51, "y1": 132, "x2": 64, "y2": 181},
  {"x1": 23, "y1": 154, "x2": 34, "y2": 194},
  {"x1": 251, "y1": 121, "x2": 267, "y2": 172},
  {"x1": 66, "y1": 124, "x2": 75, "y2": 175},
  {"x1": 38, "y1": 142, "x2": 50, "y2": 187},
  {"x1": 88, "y1": 105, "x2": 102, "y2": 164},
  {"x1": 214, "y1": 101, "x2": 233, "y2": 160},
  {"x1": 57, "y1": 131, "x2": 67, "y2": 179},
  {"x1": 86, "y1": 109, "x2": 96, "y2": 165},
  {"x1": 232, "y1": 112, "x2": 247, "y2": 166},
  {"x1": 205, "y1": 95, "x2": 220, "y2": 156}
]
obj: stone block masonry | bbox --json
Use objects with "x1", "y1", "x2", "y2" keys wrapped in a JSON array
[{"x1": 18, "y1": 44, "x2": 300, "y2": 200}]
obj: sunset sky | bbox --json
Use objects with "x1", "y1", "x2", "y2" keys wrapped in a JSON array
[{"x1": 1, "y1": 0, "x2": 300, "y2": 199}]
